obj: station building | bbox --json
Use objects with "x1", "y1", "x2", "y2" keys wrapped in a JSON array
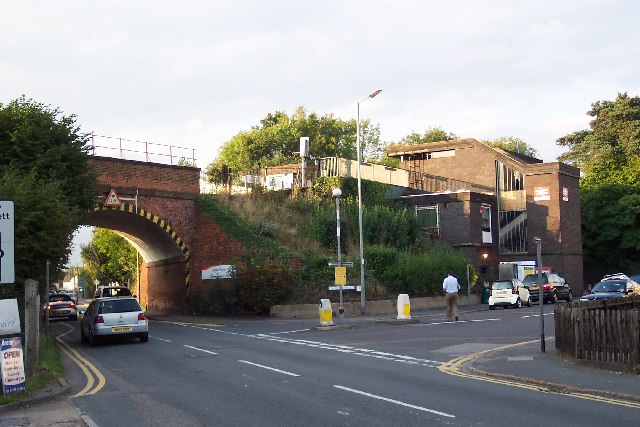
[{"x1": 386, "y1": 138, "x2": 583, "y2": 294}]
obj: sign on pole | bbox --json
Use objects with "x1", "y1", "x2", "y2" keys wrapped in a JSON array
[{"x1": 0, "y1": 201, "x2": 15, "y2": 284}]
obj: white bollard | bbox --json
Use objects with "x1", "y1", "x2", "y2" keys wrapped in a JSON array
[
  {"x1": 319, "y1": 299, "x2": 334, "y2": 326},
  {"x1": 397, "y1": 294, "x2": 411, "y2": 320}
]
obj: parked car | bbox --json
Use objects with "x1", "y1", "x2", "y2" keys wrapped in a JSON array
[
  {"x1": 523, "y1": 272, "x2": 573, "y2": 304},
  {"x1": 579, "y1": 278, "x2": 640, "y2": 302},
  {"x1": 61, "y1": 290, "x2": 79, "y2": 303},
  {"x1": 94, "y1": 286, "x2": 132, "y2": 299},
  {"x1": 488, "y1": 279, "x2": 531, "y2": 309},
  {"x1": 80, "y1": 297, "x2": 148, "y2": 346},
  {"x1": 43, "y1": 293, "x2": 78, "y2": 321}
]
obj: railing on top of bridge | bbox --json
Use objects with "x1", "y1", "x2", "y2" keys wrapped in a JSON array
[{"x1": 88, "y1": 133, "x2": 197, "y2": 167}]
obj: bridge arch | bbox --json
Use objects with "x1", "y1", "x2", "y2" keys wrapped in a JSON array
[{"x1": 85, "y1": 203, "x2": 191, "y2": 311}]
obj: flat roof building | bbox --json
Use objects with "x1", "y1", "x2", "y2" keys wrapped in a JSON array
[{"x1": 387, "y1": 138, "x2": 583, "y2": 293}]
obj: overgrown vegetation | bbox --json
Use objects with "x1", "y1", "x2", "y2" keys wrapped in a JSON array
[{"x1": 193, "y1": 177, "x2": 476, "y2": 315}]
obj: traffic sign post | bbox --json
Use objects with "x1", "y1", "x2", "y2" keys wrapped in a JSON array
[{"x1": 0, "y1": 201, "x2": 15, "y2": 284}]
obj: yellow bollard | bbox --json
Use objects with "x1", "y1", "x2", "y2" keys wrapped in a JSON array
[
  {"x1": 397, "y1": 294, "x2": 411, "y2": 320},
  {"x1": 319, "y1": 299, "x2": 334, "y2": 326}
]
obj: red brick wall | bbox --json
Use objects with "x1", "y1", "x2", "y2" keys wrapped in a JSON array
[
  {"x1": 188, "y1": 210, "x2": 246, "y2": 298},
  {"x1": 90, "y1": 156, "x2": 200, "y2": 194}
]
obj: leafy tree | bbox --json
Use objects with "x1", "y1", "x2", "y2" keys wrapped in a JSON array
[
  {"x1": 397, "y1": 126, "x2": 458, "y2": 145},
  {"x1": 81, "y1": 229, "x2": 138, "y2": 289},
  {"x1": 205, "y1": 106, "x2": 381, "y2": 184},
  {"x1": 483, "y1": 136, "x2": 539, "y2": 158},
  {"x1": 0, "y1": 96, "x2": 96, "y2": 286},
  {"x1": 556, "y1": 93, "x2": 640, "y2": 273}
]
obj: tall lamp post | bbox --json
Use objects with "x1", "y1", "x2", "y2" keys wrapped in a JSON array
[
  {"x1": 356, "y1": 89, "x2": 382, "y2": 315},
  {"x1": 332, "y1": 188, "x2": 345, "y2": 323}
]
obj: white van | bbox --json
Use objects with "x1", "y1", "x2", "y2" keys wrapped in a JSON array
[{"x1": 94, "y1": 286, "x2": 132, "y2": 299}]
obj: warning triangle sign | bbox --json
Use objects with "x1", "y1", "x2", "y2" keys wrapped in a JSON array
[{"x1": 104, "y1": 188, "x2": 121, "y2": 206}]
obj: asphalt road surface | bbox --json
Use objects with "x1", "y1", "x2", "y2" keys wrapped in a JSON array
[{"x1": 50, "y1": 304, "x2": 638, "y2": 426}]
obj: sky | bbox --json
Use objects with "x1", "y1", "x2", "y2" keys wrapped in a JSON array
[{"x1": 3, "y1": 0, "x2": 639, "y2": 265}]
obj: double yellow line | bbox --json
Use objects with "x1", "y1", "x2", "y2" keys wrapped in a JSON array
[
  {"x1": 439, "y1": 339, "x2": 640, "y2": 409},
  {"x1": 55, "y1": 337, "x2": 106, "y2": 396}
]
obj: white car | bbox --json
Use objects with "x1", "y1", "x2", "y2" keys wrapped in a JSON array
[
  {"x1": 489, "y1": 279, "x2": 531, "y2": 309},
  {"x1": 80, "y1": 297, "x2": 148, "y2": 346}
]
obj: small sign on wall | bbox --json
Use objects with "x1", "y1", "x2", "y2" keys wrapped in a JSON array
[
  {"x1": 533, "y1": 187, "x2": 551, "y2": 201},
  {"x1": 202, "y1": 265, "x2": 236, "y2": 280},
  {"x1": 562, "y1": 187, "x2": 569, "y2": 202}
]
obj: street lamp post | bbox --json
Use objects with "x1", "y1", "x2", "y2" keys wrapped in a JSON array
[
  {"x1": 332, "y1": 188, "x2": 345, "y2": 324},
  {"x1": 356, "y1": 89, "x2": 382, "y2": 315}
]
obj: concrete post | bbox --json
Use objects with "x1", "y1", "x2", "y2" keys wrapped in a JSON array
[{"x1": 24, "y1": 279, "x2": 40, "y2": 377}]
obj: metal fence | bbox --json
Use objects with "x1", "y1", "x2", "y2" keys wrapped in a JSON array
[
  {"x1": 89, "y1": 133, "x2": 198, "y2": 167},
  {"x1": 555, "y1": 297, "x2": 640, "y2": 369}
]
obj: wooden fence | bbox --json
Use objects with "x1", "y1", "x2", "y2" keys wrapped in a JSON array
[{"x1": 555, "y1": 297, "x2": 639, "y2": 369}]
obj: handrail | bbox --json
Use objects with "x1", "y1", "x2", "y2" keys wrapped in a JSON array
[{"x1": 88, "y1": 133, "x2": 197, "y2": 167}]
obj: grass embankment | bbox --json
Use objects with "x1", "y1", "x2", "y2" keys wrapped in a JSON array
[{"x1": 0, "y1": 333, "x2": 63, "y2": 405}]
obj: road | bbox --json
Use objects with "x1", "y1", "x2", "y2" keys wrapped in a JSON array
[{"x1": 49, "y1": 304, "x2": 638, "y2": 426}]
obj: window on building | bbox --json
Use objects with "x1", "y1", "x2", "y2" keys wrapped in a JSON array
[
  {"x1": 495, "y1": 161, "x2": 527, "y2": 253},
  {"x1": 416, "y1": 205, "x2": 438, "y2": 228},
  {"x1": 481, "y1": 204, "x2": 492, "y2": 243}
]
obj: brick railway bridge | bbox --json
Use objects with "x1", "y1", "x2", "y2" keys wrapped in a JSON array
[{"x1": 85, "y1": 156, "x2": 243, "y2": 314}]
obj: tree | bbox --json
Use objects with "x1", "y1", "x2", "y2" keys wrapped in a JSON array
[
  {"x1": 205, "y1": 106, "x2": 381, "y2": 184},
  {"x1": 483, "y1": 136, "x2": 539, "y2": 158},
  {"x1": 0, "y1": 97, "x2": 96, "y2": 286},
  {"x1": 81, "y1": 229, "x2": 138, "y2": 289},
  {"x1": 556, "y1": 93, "x2": 640, "y2": 273},
  {"x1": 397, "y1": 126, "x2": 459, "y2": 145}
]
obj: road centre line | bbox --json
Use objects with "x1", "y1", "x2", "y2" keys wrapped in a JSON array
[
  {"x1": 238, "y1": 360, "x2": 300, "y2": 377},
  {"x1": 421, "y1": 318, "x2": 501, "y2": 326},
  {"x1": 184, "y1": 345, "x2": 218, "y2": 355},
  {"x1": 151, "y1": 336, "x2": 172, "y2": 342},
  {"x1": 334, "y1": 385, "x2": 455, "y2": 418},
  {"x1": 521, "y1": 313, "x2": 554, "y2": 319},
  {"x1": 164, "y1": 321, "x2": 442, "y2": 368}
]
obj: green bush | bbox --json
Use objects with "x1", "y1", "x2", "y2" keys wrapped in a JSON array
[
  {"x1": 237, "y1": 260, "x2": 292, "y2": 315},
  {"x1": 366, "y1": 242, "x2": 473, "y2": 297}
]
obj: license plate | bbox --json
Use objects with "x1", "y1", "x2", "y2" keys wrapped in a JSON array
[
  {"x1": 112, "y1": 327, "x2": 132, "y2": 333},
  {"x1": 529, "y1": 286, "x2": 538, "y2": 291}
]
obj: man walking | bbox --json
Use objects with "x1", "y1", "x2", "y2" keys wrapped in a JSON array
[{"x1": 443, "y1": 271, "x2": 460, "y2": 322}]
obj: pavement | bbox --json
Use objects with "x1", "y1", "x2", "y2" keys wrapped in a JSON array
[{"x1": 1, "y1": 304, "x2": 638, "y2": 426}]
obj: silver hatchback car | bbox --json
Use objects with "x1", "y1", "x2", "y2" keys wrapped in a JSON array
[{"x1": 80, "y1": 297, "x2": 148, "y2": 346}]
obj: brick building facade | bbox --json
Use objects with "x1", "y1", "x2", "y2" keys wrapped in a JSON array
[{"x1": 387, "y1": 139, "x2": 584, "y2": 294}]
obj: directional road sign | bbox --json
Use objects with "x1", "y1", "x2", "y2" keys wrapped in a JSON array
[{"x1": 0, "y1": 201, "x2": 15, "y2": 284}]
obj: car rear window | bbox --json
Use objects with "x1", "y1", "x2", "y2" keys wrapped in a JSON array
[
  {"x1": 491, "y1": 281, "x2": 513, "y2": 290},
  {"x1": 49, "y1": 294, "x2": 72, "y2": 302},
  {"x1": 99, "y1": 299, "x2": 142, "y2": 314},
  {"x1": 523, "y1": 274, "x2": 546, "y2": 284}
]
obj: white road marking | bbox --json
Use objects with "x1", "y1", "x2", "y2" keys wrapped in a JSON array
[
  {"x1": 184, "y1": 345, "x2": 217, "y2": 355},
  {"x1": 334, "y1": 385, "x2": 455, "y2": 418},
  {"x1": 521, "y1": 313, "x2": 554, "y2": 319},
  {"x1": 238, "y1": 360, "x2": 300, "y2": 377},
  {"x1": 267, "y1": 328, "x2": 311, "y2": 335},
  {"x1": 152, "y1": 336, "x2": 172, "y2": 342},
  {"x1": 168, "y1": 323, "x2": 442, "y2": 368},
  {"x1": 422, "y1": 318, "x2": 501, "y2": 326}
]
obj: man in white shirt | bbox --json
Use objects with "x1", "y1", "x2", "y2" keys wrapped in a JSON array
[{"x1": 443, "y1": 272, "x2": 460, "y2": 322}]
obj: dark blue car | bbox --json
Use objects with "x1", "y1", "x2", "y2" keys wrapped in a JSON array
[{"x1": 579, "y1": 279, "x2": 639, "y2": 302}]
